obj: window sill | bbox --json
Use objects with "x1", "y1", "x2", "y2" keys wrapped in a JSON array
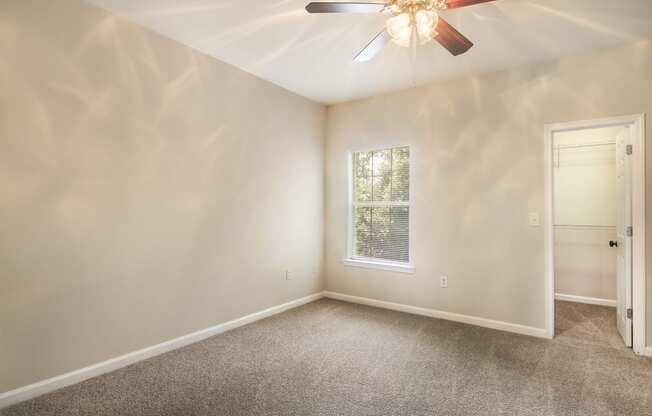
[{"x1": 342, "y1": 258, "x2": 415, "y2": 274}]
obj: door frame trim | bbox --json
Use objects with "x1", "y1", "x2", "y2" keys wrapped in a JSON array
[{"x1": 544, "y1": 114, "x2": 646, "y2": 353}]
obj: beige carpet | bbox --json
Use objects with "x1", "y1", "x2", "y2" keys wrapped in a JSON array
[
  {"x1": 4, "y1": 298, "x2": 652, "y2": 415},
  {"x1": 555, "y1": 300, "x2": 630, "y2": 351}
]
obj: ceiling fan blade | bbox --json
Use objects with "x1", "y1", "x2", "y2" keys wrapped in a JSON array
[
  {"x1": 445, "y1": 0, "x2": 495, "y2": 10},
  {"x1": 354, "y1": 29, "x2": 390, "y2": 62},
  {"x1": 305, "y1": 2, "x2": 386, "y2": 13},
  {"x1": 434, "y1": 18, "x2": 473, "y2": 56}
]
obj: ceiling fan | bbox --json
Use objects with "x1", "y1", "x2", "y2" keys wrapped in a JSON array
[{"x1": 305, "y1": 0, "x2": 496, "y2": 62}]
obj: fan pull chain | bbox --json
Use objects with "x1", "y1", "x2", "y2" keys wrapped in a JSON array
[{"x1": 411, "y1": 25, "x2": 417, "y2": 87}]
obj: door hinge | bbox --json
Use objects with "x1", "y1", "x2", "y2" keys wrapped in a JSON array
[
  {"x1": 626, "y1": 144, "x2": 633, "y2": 155},
  {"x1": 627, "y1": 308, "x2": 633, "y2": 319},
  {"x1": 627, "y1": 226, "x2": 633, "y2": 237}
]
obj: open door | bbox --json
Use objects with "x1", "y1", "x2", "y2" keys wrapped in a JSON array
[{"x1": 615, "y1": 128, "x2": 633, "y2": 347}]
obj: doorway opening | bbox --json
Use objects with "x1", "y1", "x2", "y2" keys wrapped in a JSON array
[{"x1": 544, "y1": 115, "x2": 646, "y2": 353}]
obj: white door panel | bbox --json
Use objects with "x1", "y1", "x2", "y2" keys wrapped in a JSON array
[{"x1": 615, "y1": 129, "x2": 632, "y2": 347}]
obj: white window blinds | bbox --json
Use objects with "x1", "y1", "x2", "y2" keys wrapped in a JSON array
[{"x1": 351, "y1": 146, "x2": 410, "y2": 263}]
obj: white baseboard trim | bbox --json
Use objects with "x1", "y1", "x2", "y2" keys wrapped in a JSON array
[
  {"x1": 0, "y1": 292, "x2": 325, "y2": 409},
  {"x1": 555, "y1": 293, "x2": 617, "y2": 307},
  {"x1": 323, "y1": 291, "x2": 548, "y2": 339}
]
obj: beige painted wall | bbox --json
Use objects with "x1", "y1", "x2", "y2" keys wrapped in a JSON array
[
  {"x1": 325, "y1": 41, "x2": 652, "y2": 343},
  {"x1": 0, "y1": 0, "x2": 325, "y2": 393}
]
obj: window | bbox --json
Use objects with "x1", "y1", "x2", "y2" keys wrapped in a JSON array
[{"x1": 346, "y1": 146, "x2": 412, "y2": 272}]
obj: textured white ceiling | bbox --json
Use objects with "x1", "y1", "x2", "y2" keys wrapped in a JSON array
[{"x1": 84, "y1": 0, "x2": 652, "y2": 104}]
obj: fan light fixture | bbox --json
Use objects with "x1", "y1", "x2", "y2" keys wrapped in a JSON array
[
  {"x1": 305, "y1": 0, "x2": 493, "y2": 62},
  {"x1": 384, "y1": 0, "x2": 447, "y2": 47}
]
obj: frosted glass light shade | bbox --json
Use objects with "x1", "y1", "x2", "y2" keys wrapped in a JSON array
[
  {"x1": 386, "y1": 13, "x2": 412, "y2": 47},
  {"x1": 386, "y1": 10, "x2": 439, "y2": 48},
  {"x1": 416, "y1": 10, "x2": 438, "y2": 43}
]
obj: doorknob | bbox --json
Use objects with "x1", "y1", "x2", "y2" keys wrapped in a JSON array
[{"x1": 609, "y1": 240, "x2": 618, "y2": 248}]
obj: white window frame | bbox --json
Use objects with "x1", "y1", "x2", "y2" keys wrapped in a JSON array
[{"x1": 343, "y1": 145, "x2": 415, "y2": 274}]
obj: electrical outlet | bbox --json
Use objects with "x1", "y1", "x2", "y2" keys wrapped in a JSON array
[
  {"x1": 440, "y1": 275, "x2": 448, "y2": 288},
  {"x1": 285, "y1": 270, "x2": 293, "y2": 280}
]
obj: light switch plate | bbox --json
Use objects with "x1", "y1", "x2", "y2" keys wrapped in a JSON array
[{"x1": 528, "y1": 212, "x2": 540, "y2": 227}]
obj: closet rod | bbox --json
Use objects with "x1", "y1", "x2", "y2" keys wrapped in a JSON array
[
  {"x1": 554, "y1": 142, "x2": 615, "y2": 150},
  {"x1": 554, "y1": 224, "x2": 616, "y2": 229}
]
